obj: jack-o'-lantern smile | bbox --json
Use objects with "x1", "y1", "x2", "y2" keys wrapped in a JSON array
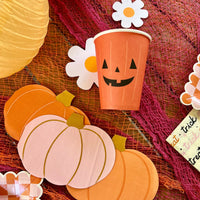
[
  {"x1": 103, "y1": 76, "x2": 134, "y2": 87},
  {"x1": 102, "y1": 59, "x2": 137, "y2": 87}
]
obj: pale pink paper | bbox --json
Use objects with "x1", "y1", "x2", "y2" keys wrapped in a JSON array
[
  {"x1": 18, "y1": 115, "x2": 115, "y2": 188},
  {"x1": 18, "y1": 115, "x2": 70, "y2": 179},
  {"x1": 68, "y1": 125, "x2": 116, "y2": 188}
]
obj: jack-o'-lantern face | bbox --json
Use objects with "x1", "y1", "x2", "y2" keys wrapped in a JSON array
[{"x1": 102, "y1": 59, "x2": 137, "y2": 87}]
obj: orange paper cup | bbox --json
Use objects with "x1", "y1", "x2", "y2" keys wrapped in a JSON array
[{"x1": 94, "y1": 29, "x2": 151, "y2": 110}]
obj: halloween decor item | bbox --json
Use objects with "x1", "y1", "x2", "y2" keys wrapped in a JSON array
[
  {"x1": 67, "y1": 135, "x2": 159, "y2": 200},
  {"x1": 66, "y1": 38, "x2": 98, "y2": 90},
  {"x1": 94, "y1": 29, "x2": 151, "y2": 110},
  {"x1": 112, "y1": 0, "x2": 148, "y2": 28},
  {"x1": 17, "y1": 114, "x2": 116, "y2": 188},
  {"x1": 166, "y1": 109, "x2": 200, "y2": 172},
  {"x1": 180, "y1": 54, "x2": 200, "y2": 109},
  {"x1": 0, "y1": 171, "x2": 43, "y2": 200},
  {"x1": 0, "y1": 0, "x2": 49, "y2": 78},
  {"x1": 4, "y1": 84, "x2": 90, "y2": 141}
]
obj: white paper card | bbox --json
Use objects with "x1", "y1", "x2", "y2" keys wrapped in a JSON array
[{"x1": 166, "y1": 109, "x2": 200, "y2": 171}]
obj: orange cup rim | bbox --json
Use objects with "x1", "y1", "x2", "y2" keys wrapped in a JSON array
[{"x1": 94, "y1": 28, "x2": 152, "y2": 42}]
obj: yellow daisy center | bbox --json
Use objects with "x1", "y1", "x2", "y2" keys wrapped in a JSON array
[
  {"x1": 123, "y1": 7, "x2": 135, "y2": 18},
  {"x1": 84, "y1": 56, "x2": 97, "y2": 72}
]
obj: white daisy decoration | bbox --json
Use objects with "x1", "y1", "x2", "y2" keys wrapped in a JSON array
[
  {"x1": 112, "y1": 0, "x2": 148, "y2": 28},
  {"x1": 66, "y1": 38, "x2": 98, "y2": 90}
]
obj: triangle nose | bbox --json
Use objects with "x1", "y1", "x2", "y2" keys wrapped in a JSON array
[{"x1": 115, "y1": 67, "x2": 120, "y2": 72}]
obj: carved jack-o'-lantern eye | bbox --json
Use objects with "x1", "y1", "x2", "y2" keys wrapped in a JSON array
[
  {"x1": 102, "y1": 59, "x2": 108, "y2": 69},
  {"x1": 130, "y1": 59, "x2": 137, "y2": 69},
  {"x1": 102, "y1": 59, "x2": 137, "y2": 70}
]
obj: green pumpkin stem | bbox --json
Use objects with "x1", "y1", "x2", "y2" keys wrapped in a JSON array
[
  {"x1": 67, "y1": 113, "x2": 85, "y2": 129},
  {"x1": 112, "y1": 135, "x2": 127, "y2": 152},
  {"x1": 56, "y1": 90, "x2": 75, "y2": 107}
]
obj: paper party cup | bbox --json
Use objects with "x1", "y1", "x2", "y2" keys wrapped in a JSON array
[{"x1": 94, "y1": 29, "x2": 151, "y2": 110}]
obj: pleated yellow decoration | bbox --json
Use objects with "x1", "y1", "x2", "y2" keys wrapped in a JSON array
[{"x1": 0, "y1": 0, "x2": 49, "y2": 78}]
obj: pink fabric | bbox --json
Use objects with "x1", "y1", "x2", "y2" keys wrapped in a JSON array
[
  {"x1": 0, "y1": 165, "x2": 19, "y2": 173},
  {"x1": 197, "y1": 18, "x2": 200, "y2": 54},
  {"x1": 49, "y1": 0, "x2": 110, "y2": 47}
]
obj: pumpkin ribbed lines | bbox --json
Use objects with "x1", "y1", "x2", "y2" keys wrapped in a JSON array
[
  {"x1": 22, "y1": 119, "x2": 66, "y2": 159},
  {"x1": 18, "y1": 114, "x2": 115, "y2": 187},
  {"x1": 23, "y1": 101, "x2": 56, "y2": 128},
  {"x1": 63, "y1": 107, "x2": 67, "y2": 118},
  {"x1": 71, "y1": 106, "x2": 80, "y2": 113},
  {"x1": 4, "y1": 85, "x2": 90, "y2": 141},
  {"x1": 68, "y1": 130, "x2": 83, "y2": 185},
  {"x1": 43, "y1": 126, "x2": 69, "y2": 176},
  {"x1": 83, "y1": 128, "x2": 107, "y2": 183},
  {"x1": 87, "y1": 151, "x2": 125, "y2": 200},
  {"x1": 5, "y1": 89, "x2": 55, "y2": 116},
  {"x1": 87, "y1": 188, "x2": 90, "y2": 200},
  {"x1": 116, "y1": 152, "x2": 126, "y2": 200},
  {"x1": 126, "y1": 150, "x2": 151, "y2": 200},
  {"x1": 67, "y1": 140, "x2": 158, "y2": 199}
]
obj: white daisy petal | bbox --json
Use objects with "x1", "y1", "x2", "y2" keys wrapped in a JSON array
[
  {"x1": 121, "y1": 18, "x2": 132, "y2": 28},
  {"x1": 139, "y1": 9, "x2": 148, "y2": 18},
  {"x1": 133, "y1": 0, "x2": 144, "y2": 9},
  {"x1": 112, "y1": 12, "x2": 122, "y2": 21},
  {"x1": 66, "y1": 37, "x2": 98, "y2": 90},
  {"x1": 122, "y1": 0, "x2": 132, "y2": 4},
  {"x1": 112, "y1": 0, "x2": 148, "y2": 28},
  {"x1": 112, "y1": 2, "x2": 122, "y2": 11},
  {"x1": 132, "y1": 17, "x2": 144, "y2": 27},
  {"x1": 85, "y1": 38, "x2": 95, "y2": 55},
  {"x1": 91, "y1": 72, "x2": 99, "y2": 87},
  {"x1": 68, "y1": 46, "x2": 85, "y2": 61},
  {"x1": 66, "y1": 62, "x2": 83, "y2": 77},
  {"x1": 77, "y1": 75, "x2": 95, "y2": 90},
  {"x1": 94, "y1": 79, "x2": 99, "y2": 87}
]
